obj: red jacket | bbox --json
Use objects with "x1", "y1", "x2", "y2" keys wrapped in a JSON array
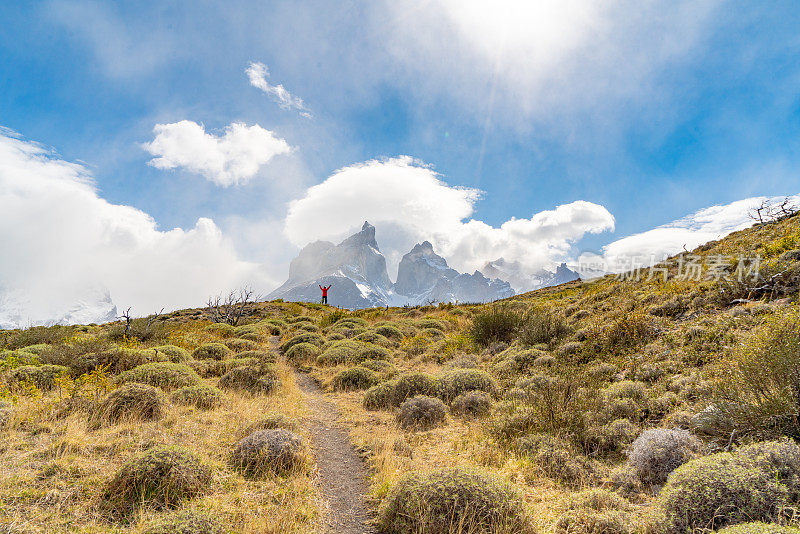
[{"x1": 319, "y1": 285, "x2": 330, "y2": 296}]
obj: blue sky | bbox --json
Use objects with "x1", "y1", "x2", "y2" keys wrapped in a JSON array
[{"x1": 1, "y1": 1, "x2": 800, "y2": 316}]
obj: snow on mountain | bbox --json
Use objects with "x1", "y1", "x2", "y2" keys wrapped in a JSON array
[
  {"x1": 482, "y1": 258, "x2": 580, "y2": 294},
  {"x1": 270, "y1": 223, "x2": 515, "y2": 308},
  {"x1": 0, "y1": 284, "x2": 117, "y2": 330}
]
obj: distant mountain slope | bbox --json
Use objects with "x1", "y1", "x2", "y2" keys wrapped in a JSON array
[
  {"x1": 0, "y1": 285, "x2": 117, "y2": 330},
  {"x1": 482, "y1": 258, "x2": 580, "y2": 293}
]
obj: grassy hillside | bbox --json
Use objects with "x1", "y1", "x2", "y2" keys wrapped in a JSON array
[{"x1": 2, "y1": 212, "x2": 800, "y2": 533}]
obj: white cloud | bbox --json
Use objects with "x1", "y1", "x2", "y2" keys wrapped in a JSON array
[
  {"x1": 247, "y1": 62, "x2": 312, "y2": 118},
  {"x1": 578, "y1": 195, "x2": 800, "y2": 274},
  {"x1": 285, "y1": 156, "x2": 614, "y2": 275},
  {"x1": 143, "y1": 120, "x2": 292, "y2": 186},
  {"x1": 0, "y1": 129, "x2": 277, "y2": 323}
]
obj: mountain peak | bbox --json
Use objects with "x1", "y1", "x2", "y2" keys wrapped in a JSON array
[
  {"x1": 410, "y1": 240, "x2": 435, "y2": 254},
  {"x1": 340, "y1": 221, "x2": 378, "y2": 249}
]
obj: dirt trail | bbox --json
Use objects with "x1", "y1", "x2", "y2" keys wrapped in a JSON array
[{"x1": 291, "y1": 367, "x2": 376, "y2": 533}]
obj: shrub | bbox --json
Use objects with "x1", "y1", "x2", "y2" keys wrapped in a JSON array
[
  {"x1": 438, "y1": 369, "x2": 497, "y2": 403},
  {"x1": 332, "y1": 366, "x2": 378, "y2": 391},
  {"x1": 554, "y1": 488, "x2": 635, "y2": 534},
  {"x1": 450, "y1": 390, "x2": 493, "y2": 418},
  {"x1": 16, "y1": 343, "x2": 51, "y2": 355},
  {"x1": 710, "y1": 308, "x2": 800, "y2": 440},
  {"x1": 9, "y1": 364, "x2": 68, "y2": 390},
  {"x1": 118, "y1": 363, "x2": 201, "y2": 391},
  {"x1": 192, "y1": 343, "x2": 232, "y2": 361},
  {"x1": 142, "y1": 509, "x2": 224, "y2": 534},
  {"x1": 151, "y1": 345, "x2": 190, "y2": 363},
  {"x1": 171, "y1": 385, "x2": 224, "y2": 409},
  {"x1": 242, "y1": 413, "x2": 297, "y2": 436},
  {"x1": 600, "y1": 314, "x2": 657, "y2": 351},
  {"x1": 279, "y1": 333, "x2": 324, "y2": 353},
  {"x1": 363, "y1": 381, "x2": 396, "y2": 410},
  {"x1": 716, "y1": 523, "x2": 800, "y2": 534},
  {"x1": 444, "y1": 354, "x2": 480, "y2": 370},
  {"x1": 375, "y1": 325, "x2": 403, "y2": 340},
  {"x1": 469, "y1": 307, "x2": 522, "y2": 347},
  {"x1": 218, "y1": 365, "x2": 278, "y2": 395},
  {"x1": 235, "y1": 350, "x2": 275, "y2": 363},
  {"x1": 358, "y1": 359, "x2": 396, "y2": 376},
  {"x1": 67, "y1": 347, "x2": 165, "y2": 375},
  {"x1": 316, "y1": 339, "x2": 361, "y2": 365},
  {"x1": 379, "y1": 467, "x2": 531, "y2": 534},
  {"x1": 658, "y1": 442, "x2": 797, "y2": 533},
  {"x1": 284, "y1": 342, "x2": 319, "y2": 364},
  {"x1": 205, "y1": 323, "x2": 235, "y2": 338},
  {"x1": 224, "y1": 338, "x2": 259, "y2": 353},
  {"x1": 94, "y1": 383, "x2": 165, "y2": 425},
  {"x1": 231, "y1": 429, "x2": 305, "y2": 476},
  {"x1": 519, "y1": 307, "x2": 571, "y2": 346},
  {"x1": 398, "y1": 395, "x2": 447, "y2": 430},
  {"x1": 596, "y1": 419, "x2": 639, "y2": 455},
  {"x1": 354, "y1": 331, "x2": 390, "y2": 346},
  {"x1": 492, "y1": 348, "x2": 544, "y2": 378},
  {"x1": 517, "y1": 433, "x2": 596, "y2": 487},
  {"x1": 353, "y1": 343, "x2": 390, "y2": 362},
  {"x1": 738, "y1": 438, "x2": 800, "y2": 500},
  {"x1": 100, "y1": 446, "x2": 212, "y2": 518},
  {"x1": 628, "y1": 428, "x2": 702, "y2": 485},
  {"x1": 392, "y1": 372, "x2": 439, "y2": 406},
  {"x1": 417, "y1": 319, "x2": 447, "y2": 331}
]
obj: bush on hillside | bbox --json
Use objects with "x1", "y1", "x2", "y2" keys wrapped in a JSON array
[
  {"x1": 224, "y1": 338, "x2": 258, "y2": 353},
  {"x1": 205, "y1": 323, "x2": 235, "y2": 338},
  {"x1": 363, "y1": 381, "x2": 396, "y2": 410},
  {"x1": 118, "y1": 362, "x2": 201, "y2": 391},
  {"x1": 9, "y1": 364, "x2": 69, "y2": 391},
  {"x1": 469, "y1": 307, "x2": 522, "y2": 347},
  {"x1": 242, "y1": 413, "x2": 297, "y2": 436},
  {"x1": 358, "y1": 359, "x2": 396, "y2": 376},
  {"x1": 379, "y1": 468, "x2": 531, "y2": 534},
  {"x1": 353, "y1": 343, "x2": 390, "y2": 363},
  {"x1": 93, "y1": 383, "x2": 165, "y2": 426},
  {"x1": 285, "y1": 342, "x2": 320, "y2": 364},
  {"x1": 398, "y1": 395, "x2": 447, "y2": 430},
  {"x1": 171, "y1": 384, "x2": 224, "y2": 409},
  {"x1": 658, "y1": 440, "x2": 800, "y2": 533},
  {"x1": 392, "y1": 372, "x2": 439, "y2": 406},
  {"x1": 279, "y1": 333, "x2": 324, "y2": 354},
  {"x1": 519, "y1": 307, "x2": 572, "y2": 347},
  {"x1": 192, "y1": 343, "x2": 232, "y2": 361},
  {"x1": 151, "y1": 345, "x2": 191, "y2": 363},
  {"x1": 715, "y1": 523, "x2": 800, "y2": 534},
  {"x1": 354, "y1": 331, "x2": 390, "y2": 346},
  {"x1": 100, "y1": 446, "x2": 212, "y2": 519},
  {"x1": 142, "y1": 509, "x2": 224, "y2": 534},
  {"x1": 231, "y1": 429, "x2": 306, "y2": 476},
  {"x1": 438, "y1": 369, "x2": 497, "y2": 403},
  {"x1": 234, "y1": 349, "x2": 275, "y2": 363},
  {"x1": 450, "y1": 390, "x2": 493, "y2": 418},
  {"x1": 218, "y1": 365, "x2": 278, "y2": 394},
  {"x1": 517, "y1": 433, "x2": 597, "y2": 487},
  {"x1": 375, "y1": 325, "x2": 403, "y2": 340},
  {"x1": 628, "y1": 428, "x2": 702, "y2": 485},
  {"x1": 331, "y1": 366, "x2": 377, "y2": 391},
  {"x1": 554, "y1": 488, "x2": 636, "y2": 534}
]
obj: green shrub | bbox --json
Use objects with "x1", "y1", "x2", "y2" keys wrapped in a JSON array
[
  {"x1": 517, "y1": 433, "x2": 597, "y2": 487},
  {"x1": 375, "y1": 325, "x2": 403, "y2": 340},
  {"x1": 392, "y1": 372, "x2": 439, "y2": 406},
  {"x1": 398, "y1": 395, "x2": 447, "y2": 430},
  {"x1": 358, "y1": 359, "x2": 397, "y2": 376},
  {"x1": 554, "y1": 488, "x2": 635, "y2": 534},
  {"x1": 235, "y1": 350, "x2": 275, "y2": 363},
  {"x1": 231, "y1": 429, "x2": 306, "y2": 476},
  {"x1": 279, "y1": 333, "x2": 324, "y2": 353},
  {"x1": 451, "y1": 390, "x2": 493, "y2": 418},
  {"x1": 218, "y1": 365, "x2": 278, "y2": 395},
  {"x1": 242, "y1": 413, "x2": 297, "y2": 436},
  {"x1": 171, "y1": 385, "x2": 224, "y2": 409},
  {"x1": 438, "y1": 369, "x2": 497, "y2": 403},
  {"x1": 331, "y1": 367, "x2": 377, "y2": 391},
  {"x1": 142, "y1": 509, "x2": 224, "y2": 534},
  {"x1": 492, "y1": 348, "x2": 545, "y2": 378},
  {"x1": 15, "y1": 343, "x2": 51, "y2": 356},
  {"x1": 192, "y1": 343, "x2": 232, "y2": 361},
  {"x1": 379, "y1": 468, "x2": 531, "y2": 534},
  {"x1": 354, "y1": 331, "x2": 390, "y2": 346},
  {"x1": 417, "y1": 319, "x2": 447, "y2": 331},
  {"x1": 628, "y1": 428, "x2": 701, "y2": 485},
  {"x1": 100, "y1": 446, "x2": 212, "y2": 518},
  {"x1": 151, "y1": 345, "x2": 190, "y2": 363},
  {"x1": 715, "y1": 523, "x2": 800, "y2": 534},
  {"x1": 9, "y1": 364, "x2": 68, "y2": 390},
  {"x1": 658, "y1": 440, "x2": 800, "y2": 533},
  {"x1": 205, "y1": 323, "x2": 235, "y2": 338},
  {"x1": 224, "y1": 338, "x2": 259, "y2": 353},
  {"x1": 519, "y1": 307, "x2": 571, "y2": 346},
  {"x1": 285, "y1": 342, "x2": 320, "y2": 364},
  {"x1": 68, "y1": 347, "x2": 165, "y2": 375},
  {"x1": 94, "y1": 383, "x2": 165, "y2": 425},
  {"x1": 118, "y1": 363, "x2": 201, "y2": 391},
  {"x1": 710, "y1": 308, "x2": 800, "y2": 441},
  {"x1": 363, "y1": 381, "x2": 396, "y2": 411},
  {"x1": 469, "y1": 307, "x2": 522, "y2": 347},
  {"x1": 316, "y1": 339, "x2": 361, "y2": 365}
]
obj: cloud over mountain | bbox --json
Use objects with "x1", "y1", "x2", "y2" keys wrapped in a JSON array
[
  {"x1": 285, "y1": 156, "x2": 614, "y2": 274},
  {"x1": 143, "y1": 120, "x2": 292, "y2": 186}
]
